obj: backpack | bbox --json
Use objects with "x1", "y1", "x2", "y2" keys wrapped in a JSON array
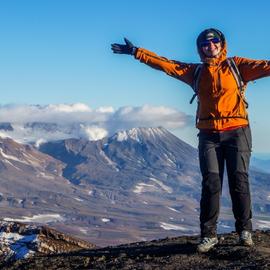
[{"x1": 189, "y1": 57, "x2": 248, "y2": 124}]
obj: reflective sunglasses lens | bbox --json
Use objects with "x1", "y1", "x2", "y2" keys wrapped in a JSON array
[
  {"x1": 211, "y1": 38, "x2": 221, "y2": 44},
  {"x1": 200, "y1": 41, "x2": 210, "y2": 47},
  {"x1": 200, "y1": 38, "x2": 221, "y2": 47}
]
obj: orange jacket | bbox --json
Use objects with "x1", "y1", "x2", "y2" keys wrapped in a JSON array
[{"x1": 134, "y1": 42, "x2": 270, "y2": 130}]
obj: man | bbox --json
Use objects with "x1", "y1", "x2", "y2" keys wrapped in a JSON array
[{"x1": 111, "y1": 29, "x2": 270, "y2": 252}]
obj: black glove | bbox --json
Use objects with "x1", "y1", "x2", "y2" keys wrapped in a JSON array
[{"x1": 111, "y1": 38, "x2": 137, "y2": 55}]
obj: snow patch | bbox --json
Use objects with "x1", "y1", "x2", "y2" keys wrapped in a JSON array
[
  {"x1": 99, "y1": 150, "x2": 119, "y2": 171},
  {"x1": 101, "y1": 218, "x2": 110, "y2": 223},
  {"x1": 4, "y1": 214, "x2": 65, "y2": 223},
  {"x1": 133, "y1": 183, "x2": 158, "y2": 194},
  {"x1": 115, "y1": 127, "x2": 167, "y2": 143},
  {"x1": 115, "y1": 130, "x2": 131, "y2": 142},
  {"x1": 133, "y1": 178, "x2": 172, "y2": 194},
  {"x1": 0, "y1": 148, "x2": 26, "y2": 164},
  {"x1": 167, "y1": 207, "x2": 180, "y2": 213},
  {"x1": 256, "y1": 220, "x2": 270, "y2": 229},
  {"x1": 2, "y1": 158, "x2": 22, "y2": 170},
  {"x1": 220, "y1": 224, "x2": 232, "y2": 229},
  {"x1": 160, "y1": 222, "x2": 190, "y2": 231},
  {"x1": 36, "y1": 172, "x2": 54, "y2": 179},
  {"x1": 0, "y1": 148, "x2": 42, "y2": 168},
  {"x1": 79, "y1": 228, "x2": 88, "y2": 234},
  {"x1": 150, "y1": 178, "x2": 172, "y2": 193},
  {"x1": 0, "y1": 232, "x2": 38, "y2": 259},
  {"x1": 163, "y1": 153, "x2": 176, "y2": 167},
  {"x1": 74, "y1": 197, "x2": 84, "y2": 202}
]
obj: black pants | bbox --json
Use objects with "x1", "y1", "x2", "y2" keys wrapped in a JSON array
[{"x1": 198, "y1": 125, "x2": 252, "y2": 237}]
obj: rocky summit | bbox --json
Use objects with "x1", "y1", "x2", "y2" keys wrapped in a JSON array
[
  {"x1": 0, "y1": 221, "x2": 95, "y2": 267},
  {"x1": 1, "y1": 227, "x2": 270, "y2": 270}
]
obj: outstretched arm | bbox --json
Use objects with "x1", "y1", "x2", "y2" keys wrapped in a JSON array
[
  {"x1": 234, "y1": 57, "x2": 270, "y2": 82},
  {"x1": 111, "y1": 38, "x2": 196, "y2": 87}
]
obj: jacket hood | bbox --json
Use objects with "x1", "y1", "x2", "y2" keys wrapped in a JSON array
[{"x1": 197, "y1": 28, "x2": 227, "y2": 65}]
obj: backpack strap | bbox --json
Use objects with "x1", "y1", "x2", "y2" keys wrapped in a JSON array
[
  {"x1": 226, "y1": 57, "x2": 249, "y2": 108},
  {"x1": 190, "y1": 64, "x2": 203, "y2": 104},
  {"x1": 190, "y1": 64, "x2": 203, "y2": 125}
]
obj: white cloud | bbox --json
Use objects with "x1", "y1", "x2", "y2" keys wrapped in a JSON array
[
  {"x1": 79, "y1": 124, "x2": 108, "y2": 141},
  {"x1": 0, "y1": 103, "x2": 193, "y2": 144},
  {"x1": 48, "y1": 103, "x2": 91, "y2": 113},
  {"x1": 96, "y1": 106, "x2": 114, "y2": 113},
  {"x1": 107, "y1": 104, "x2": 192, "y2": 132}
]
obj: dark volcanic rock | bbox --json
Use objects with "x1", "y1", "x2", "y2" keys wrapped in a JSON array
[
  {"x1": 0, "y1": 221, "x2": 96, "y2": 267},
  {"x1": 2, "y1": 230, "x2": 270, "y2": 270}
]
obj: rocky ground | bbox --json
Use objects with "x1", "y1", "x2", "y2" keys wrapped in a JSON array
[
  {"x1": 0, "y1": 221, "x2": 96, "y2": 268},
  {"x1": 2, "y1": 230, "x2": 270, "y2": 270}
]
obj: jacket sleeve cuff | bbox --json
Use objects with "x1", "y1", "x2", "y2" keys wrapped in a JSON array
[
  {"x1": 134, "y1": 47, "x2": 143, "y2": 59},
  {"x1": 131, "y1": 47, "x2": 138, "y2": 55}
]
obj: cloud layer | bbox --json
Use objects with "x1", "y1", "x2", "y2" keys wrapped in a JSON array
[{"x1": 0, "y1": 103, "x2": 193, "y2": 144}]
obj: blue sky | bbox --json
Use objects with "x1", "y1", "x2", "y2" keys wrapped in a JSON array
[{"x1": 0, "y1": 0, "x2": 270, "y2": 154}]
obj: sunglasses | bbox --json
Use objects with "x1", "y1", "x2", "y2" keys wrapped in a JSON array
[{"x1": 200, "y1": 38, "x2": 221, "y2": 47}]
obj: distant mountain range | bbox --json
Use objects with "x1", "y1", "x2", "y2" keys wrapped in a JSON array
[
  {"x1": 251, "y1": 157, "x2": 270, "y2": 173},
  {"x1": 0, "y1": 126, "x2": 270, "y2": 246}
]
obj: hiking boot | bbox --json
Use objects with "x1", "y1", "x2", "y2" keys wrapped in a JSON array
[
  {"x1": 239, "y1": 230, "x2": 253, "y2": 246},
  {"x1": 197, "y1": 237, "x2": 218, "y2": 253}
]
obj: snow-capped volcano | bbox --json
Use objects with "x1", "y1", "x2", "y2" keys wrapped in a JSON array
[
  {"x1": 0, "y1": 103, "x2": 193, "y2": 145},
  {"x1": 113, "y1": 127, "x2": 170, "y2": 142}
]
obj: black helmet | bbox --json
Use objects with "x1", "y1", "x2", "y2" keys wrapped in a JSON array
[{"x1": 196, "y1": 28, "x2": 225, "y2": 48}]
